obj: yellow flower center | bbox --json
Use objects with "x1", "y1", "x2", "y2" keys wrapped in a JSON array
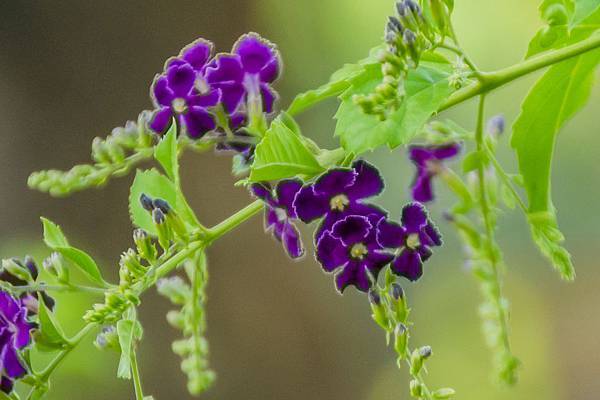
[
  {"x1": 329, "y1": 194, "x2": 350, "y2": 211},
  {"x1": 406, "y1": 233, "x2": 420, "y2": 249},
  {"x1": 195, "y1": 77, "x2": 210, "y2": 95},
  {"x1": 350, "y1": 243, "x2": 368, "y2": 260},
  {"x1": 172, "y1": 98, "x2": 187, "y2": 114}
]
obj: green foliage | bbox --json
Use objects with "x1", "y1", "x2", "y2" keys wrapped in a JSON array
[
  {"x1": 41, "y1": 218, "x2": 108, "y2": 287},
  {"x1": 249, "y1": 117, "x2": 325, "y2": 182},
  {"x1": 116, "y1": 317, "x2": 143, "y2": 380},
  {"x1": 528, "y1": 211, "x2": 575, "y2": 280},
  {"x1": 154, "y1": 122, "x2": 179, "y2": 182},
  {"x1": 128, "y1": 169, "x2": 177, "y2": 234},
  {"x1": 35, "y1": 296, "x2": 69, "y2": 352},
  {"x1": 573, "y1": 0, "x2": 600, "y2": 24},
  {"x1": 334, "y1": 56, "x2": 453, "y2": 154}
]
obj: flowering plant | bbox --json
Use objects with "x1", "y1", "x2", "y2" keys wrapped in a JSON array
[{"x1": 3, "y1": 0, "x2": 600, "y2": 398}]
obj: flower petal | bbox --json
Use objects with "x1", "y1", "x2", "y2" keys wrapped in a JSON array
[
  {"x1": 432, "y1": 143, "x2": 461, "y2": 160},
  {"x1": 234, "y1": 33, "x2": 278, "y2": 74},
  {"x1": 206, "y1": 55, "x2": 244, "y2": 84},
  {"x1": 251, "y1": 182, "x2": 274, "y2": 202},
  {"x1": 392, "y1": 249, "x2": 423, "y2": 281},
  {"x1": 316, "y1": 232, "x2": 348, "y2": 272},
  {"x1": 1, "y1": 345, "x2": 26, "y2": 378},
  {"x1": 216, "y1": 82, "x2": 246, "y2": 113},
  {"x1": 313, "y1": 168, "x2": 357, "y2": 196},
  {"x1": 293, "y1": 186, "x2": 329, "y2": 223},
  {"x1": 331, "y1": 215, "x2": 372, "y2": 246},
  {"x1": 423, "y1": 222, "x2": 442, "y2": 246},
  {"x1": 411, "y1": 172, "x2": 434, "y2": 203},
  {"x1": 376, "y1": 219, "x2": 406, "y2": 248},
  {"x1": 401, "y1": 202, "x2": 428, "y2": 231},
  {"x1": 335, "y1": 262, "x2": 373, "y2": 293},
  {"x1": 264, "y1": 207, "x2": 279, "y2": 230},
  {"x1": 409, "y1": 146, "x2": 435, "y2": 166},
  {"x1": 182, "y1": 107, "x2": 215, "y2": 139},
  {"x1": 180, "y1": 39, "x2": 213, "y2": 71},
  {"x1": 260, "y1": 58, "x2": 280, "y2": 83},
  {"x1": 346, "y1": 160, "x2": 384, "y2": 201},
  {"x1": 166, "y1": 64, "x2": 196, "y2": 97},
  {"x1": 152, "y1": 75, "x2": 175, "y2": 107},
  {"x1": 282, "y1": 223, "x2": 304, "y2": 259},
  {"x1": 276, "y1": 179, "x2": 303, "y2": 217},
  {"x1": 260, "y1": 83, "x2": 277, "y2": 113},
  {"x1": 0, "y1": 376, "x2": 13, "y2": 394},
  {"x1": 150, "y1": 107, "x2": 173, "y2": 134}
]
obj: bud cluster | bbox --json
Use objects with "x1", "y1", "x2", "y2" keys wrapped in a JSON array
[
  {"x1": 140, "y1": 194, "x2": 190, "y2": 249},
  {"x1": 28, "y1": 111, "x2": 156, "y2": 197},
  {"x1": 0, "y1": 255, "x2": 55, "y2": 314},
  {"x1": 353, "y1": 1, "x2": 436, "y2": 120}
]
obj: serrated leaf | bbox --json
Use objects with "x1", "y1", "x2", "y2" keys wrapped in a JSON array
[
  {"x1": 249, "y1": 118, "x2": 325, "y2": 182},
  {"x1": 154, "y1": 122, "x2": 178, "y2": 181},
  {"x1": 334, "y1": 60, "x2": 453, "y2": 154},
  {"x1": 129, "y1": 169, "x2": 177, "y2": 234},
  {"x1": 35, "y1": 296, "x2": 69, "y2": 351},
  {"x1": 511, "y1": 52, "x2": 600, "y2": 213},
  {"x1": 41, "y1": 218, "x2": 108, "y2": 287},
  {"x1": 528, "y1": 212, "x2": 575, "y2": 280},
  {"x1": 117, "y1": 319, "x2": 143, "y2": 379}
]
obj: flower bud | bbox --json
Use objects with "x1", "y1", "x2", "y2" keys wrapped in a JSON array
[
  {"x1": 153, "y1": 198, "x2": 171, "y2": 214},
  {"x1": 94, "y1": 326, "x2": 120, "y2": 351},
  {"x1": 43, "y1": 252, "x2": 69, "y2": 283},
  {"x1": 166, "y1": 310, "x2": 186, "y2": 329},
  {"x1": 369, "y1": 289, "x2": 390, "y2": 330},
  {"x1": 390, "y1": 283, "x2": 404, "y2": 300},
  {"x1": 153, "y1": 208, "x2": 172, "y2": 249},
  {"x1": 486, "y1": 115, "x2": 505, "y2": 137},
  {"x1": 433, "y1": 388, "x2": 456, "y2": 399},
  {"x1": 410, "y1": 379, "x2": 424, "y2": 397},
  {"x1": 23, "y1": 256, "x2": 39, "y2": 281},
  {"x1": 394, "y1": 323, "x2": 409, "y2": 357},
  {"x1": 105, "y1": 137, "x2": 126, "y2": 163},
  {"x1": 157, "y1": 277, "x2": 191, "y2": 305},
  {"x1": 410, "y1": 346, "x2": 432, "y2": 375},
  {"x1": 133, "y1": 229, "x2": 157, "y2": 262},
  {"x1": 119, "y1": 249, "x2": 146, "y2": 279},
  {"x1": 140, "y1": 193, "x2": 154, "y2": 212},
  {"x1": 91, "y1": 137, "x2": 112, "y2": 164}
]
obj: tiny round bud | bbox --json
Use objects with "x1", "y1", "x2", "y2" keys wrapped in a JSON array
[
  {"x1": 368, "y1": 289, "x2": 381, "y2": 306},
  {"x1": 140, "y1": 193, "x2": 154, "y2": 211},
  {"x1": 153, "y1": 198, "x2": 171, "y2": 214},
  {"x1": 390, "y1": 283, "x2": 404, "y2": 300},
  {"x1": 23, "y1": 256, "x2": 39, "y2": 281},
  {"x1": 419, "y1": 345, "x2": 433, "y2": 359},
  {"x1": 152, "y1": 208, "x2": 166, "y2": 224}
]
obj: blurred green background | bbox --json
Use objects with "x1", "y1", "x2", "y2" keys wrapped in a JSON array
[{"x1": 0, "y1": 0, "x2": 598, "y2": 399}]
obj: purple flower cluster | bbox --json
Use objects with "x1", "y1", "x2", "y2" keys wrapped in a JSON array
[
  {"x1": 149, "y1": 33, "x2": 281, "y2": 147},
  {"x1": 409, "y1": 143, "x2": 460, "y2": 202},
  {"x1": 251, "y1": 160, "x2": 442, "y2": 293}
]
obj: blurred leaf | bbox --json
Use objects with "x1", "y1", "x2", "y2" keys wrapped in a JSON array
[
  {"x1": 573, "y1": 0, "x2": 600, "y2": 24},
  {"x1": 35, "y1": 295, "x2": 69, "y2": 351},
  {"x1": 41, "y1": 218, "x2": 108, "y2": 287},
  {"x1": 528, "y1": 212, "x2": 575, "y2": 280},
  {"x1": 462, "y1": 150, "x2": 487, "y2": 173},
  {"x1": 116, "y1": 319, "x2": 143, "y2": 380},
  {"x1": 334, "y1": 59, "x2": 453, "y2": 154},
  {"x1": 511, "y1": 52, "x2": 600, "y2": 213},
  {"x1": 249, "y1": 118, "x2": 325, "y2": 182},
  {"x1": 128, "y1": 169, "x2": 177, "y2": 234},
  {"x1": 154, "y1": 122, "x2": 178, "y2": 182}
]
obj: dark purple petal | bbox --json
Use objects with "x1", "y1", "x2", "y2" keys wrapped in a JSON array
[
  {"x1": 334, "y1": 262, "x2": 371, "y2": 293},
  {"x1": 264, "y1": 207, "x2": 279, "y2": 230},
  {"x1": 365, "y1": 250, "x2": 394, "y2": 276},
  {"x1": 392, "y1": 249, "x2": 423, "y2": 281},
  {"x1": 315, "y1": 232, "x2": 349, "y2": 272},
  {"x1": 275, "y1": 179, "x2": 302, "y2": 217},
  {"x1": 432, "y1": 143, "x2": 461, "y2": 160},
  {"x1": 411, "y1": 172, "x2": 434, "y2": 203},
  {"x1": 376, "y1": 219, "x2": 406, "y2": 248},
  {"x1": 423, "y1": 222, "x2": 442, "y2": 246},
  {"x1": 150, "y1": 107, "x2": 173, "y2": 134},
  {"x1": 180, "y1": 39, "x2": 213, "y2": 71},
  {"x1": 260, "y1": 58, "x2": 280, "y2": 83},
  {"x1": 189, "y1": 89, "x2": 220, "y2": 108},
  {"x1": 346, "y1": 160, "x2": 384, "y2": 201},
  {"x1": 13, "y1": 310, "x2": 32, "y2": 349},
  {"x1": 418, "y1": 246, "x2": 433, "y2": 262},
  {"x1": 206, "y1": 55, "x2": 244, "y2": 84},
  {"x1": 282, "y1": 223, "x2": 304, "y2": 259},
  {"x1": 313, "y1": 169, "x2": 357, "y2": 196},
  {"x1": 0, "y1": 292, "x2": 20, "y2": 321},
  {"x1": 251, "y1": 183, "x2": 273, "y2": 203},
  {"x1": 0, "y1": 376, "x2": 13, "y2": 394},
  {"x1": 260, "y1": 83, "x2": 277, "y2": 113},
  {"x1": 1, "y1": 345, "x2": 26, "y2": 379},
  {"x1": 183, "y1": 107, "x2": 215, "y2": 138},
  {"x1": 331, "y1": 215, "x2": 372, "y2": 246},
  {"x1": 234, "y1": 33, "x2": 278, "y2": 74},
  {"x1": 409, "y1": 146, "x2": 434, "y2": 166},
  {"x1": 293, "y1": 186, "x2": 329, "y2": 223},
  {"x1": 401, "y1": 203, "x2": 428, "y2": 231},
  {"x1": 216, "y1": 82, "x2": 246, "y2": 113},
  {"x1": 317, "y1": 203, "x2": 388, "y2": 241},
  {"x1": 152, "y1": 76, "x2": 174, "y2": 107},
  {"x1": 166, "y1": 64, "x2": 196, "y2": 97}
]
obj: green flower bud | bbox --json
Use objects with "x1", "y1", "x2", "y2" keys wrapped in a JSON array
[
  {"x1": 91, "y1": 137, "x2": 112, "y2": 164},
  {"x1": 157, "y1": 277, "x2": 191, "y2": 305},
  {"x1": 2, "y1": 258, "x2": 33, "y2": 283},
  {"x1": 410, "y1": 379, "x2": 424, "y2": 397},
  {"x1": 94, "y1": 326, "x2": 121, "y2": 351},
  {"x1": 394, "y1": 323, "x2": 409, "y2": 358},
  {"x1": 369, "y1": 289, "x2": 390, "y2": 330},
  {"x1": 119, "y1": 249, "x2": 147, "y2": 279},
  {"x1": 167, "y1": 310, "x2": 186, "y2": 329},
  {"x1": 133, "y1": 229, "x2": 157, "y2": 263},
  {"x1": 433, "y1": 388, "x2": 456, "y2": 399}
]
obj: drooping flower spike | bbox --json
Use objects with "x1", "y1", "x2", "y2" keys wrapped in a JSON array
[
  {"x1": 408, "y1": 143, "x2": 461, "y2": 203},
  {"x1": 0, "y1": 290, "x2": 35, "y2": 393},
  {"x1": 293, "y1": 160, "x2": 386, "y2": 239},
  {"x1": 250, "y1": 180, "x2": 304, "y2": 259},
  {"x1": 377, "y1": 202, "x2": 442, "y2": 281},
  {"x1": 205, "y1": 33, "x2": 281, "y2": 115},
  {"x1": 316, "y1": 214, "x2": 394, "y2": 293}
]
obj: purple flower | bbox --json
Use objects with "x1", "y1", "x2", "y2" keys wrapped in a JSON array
[
  {"x1": 0, "y1": 290, "x2": 35, "y2": 393},
  {"x1": 206, "y1": 33, "x2": 280, "y2": 115},
  {"x1": 293, "y1": 160, "x2": 386, "y2": 237},
  {"x1": 150, "y1": 40, "x2": 220, "y2": 139},
  {"x1": 409, "y1": 143, "x2": 460, "y2": 203},
  {"x1": 251, "y1": 180, "x2": 304, "y2": 259},
  {"x1": 377, "y1": 203, "x2": 442, "y2": 281},
  {"x1": 316, "y1": 214, "x2": 394, "y2": 293}
]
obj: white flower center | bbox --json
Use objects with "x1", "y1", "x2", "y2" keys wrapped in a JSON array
[
  {"x1": 172, "y1": 98, "x2": 187, "y2": 114},
  {"x1": 406, "y1": 233, "x2": 420, "y2": 249},
  {"x1": 329, "y1": 194, "x2": 350, "y2": 211}
]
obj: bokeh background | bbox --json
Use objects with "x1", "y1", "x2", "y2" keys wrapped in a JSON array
[{"x1": 1, "y1": 1, "x2": 599, "y2": 399}]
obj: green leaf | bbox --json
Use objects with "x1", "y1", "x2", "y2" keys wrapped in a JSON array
[
  {"x1": 573, "y1": 0, "x2": 600, "y2": 24},
  {"x1": 462, "y1": 150, "x2": 487, "y2": 173},
  {"x1": 334, "y1": 60, "x2": 453, "y2": 154},
  {"x1": 35, "y1": 296, "x2": 69, "y2": 351},
  {"x1": 128, "y1": 169, "x2": 177, "y2": 234},
  {"x1": 528, "y1": 211, "x2": 575, "y2": 280},
  {"x1": 116, "y1": 319, "x2": 143, "y2": 379},
  {"x1": 154, "y1": 122, "x2": 179, "y2": 182},
  {"x1": 41, "y1": 217, "x2": 68, "y2": 248},
  {"x1": 41, "y1": 218, "x2": 108, "y2": 287},
  {"x1": 511, "y1": 52, "x2": 600, "y2": 213},
  {"x1": 249, "y1": 118, "x2": 325, "y2": 182}
]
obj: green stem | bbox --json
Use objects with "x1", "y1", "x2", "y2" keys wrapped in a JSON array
[
  {"x1": 439, "y1": 33, "x2": 600, "y2": 111},
  {"x1": 483, "y1": 146, "x2": 528, "y2": 213},
  {"x1": 130, "y1": 350, "x2": 145, "y2": 400},
  {"x1": 10, "y1": 283, "x2": 105, "y2": 295},
  {"x1": 205, "y1": 200, "x2": 264, "y2": 242}
]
